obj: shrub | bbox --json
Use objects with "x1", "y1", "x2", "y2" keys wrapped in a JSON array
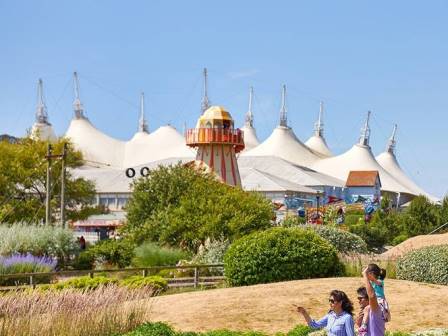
[
  {"x1": 52, "y1": 276, "x2": 118, "y2": 290},
  {"x1": 344, "y1": 214, "x2": 363, "y2": 227},
  {"x1": 0, "y1": 254, "x2": 56, "y2": 285},
  {"x1": 87, "y1": 239, "x2": 135, "y2": 268},
  {"x1": 0, "y1": 224, "x2": 78, "y2": 263},
  {"x1": 396, "y1": 245, "x2": 448, "y2": 285},
  {"x1": 123, "y1": 322, "x2": 176, "y2": 336},
  {"x1": 391, "y1": 234, "x2": 408, "y2": 246},
  {"x1": 192, "y1": 237, "x2": 230, "y2": 264},
  {"x1": 281, "y1": 215, "x2": 306, "y2": 227},
  {"x1": 72, "y1": 250, "x2": 95, "y2": 270},
  {"x1": 120, "y1": 275, "x2": 167, "y2": 291},
  {"x1": 132, "y1": 242, "x2": 189, "y2": 267},
  {"x1": 301, "y1": 225, "x2": 367, "y2": 254},
  {"x1": 286, "y1": 325, "x2": 314, "y2": 336},
  {"x1": 348, "y1": 223, "x2": 388, "y2": 251},
  {"x1": 224, "y1": 227, "x2": 341, "y2": 286}
]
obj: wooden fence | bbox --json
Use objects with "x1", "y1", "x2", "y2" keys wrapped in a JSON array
[{"x1": 0, "y1": 264, "x2": 225, "y2": 290}]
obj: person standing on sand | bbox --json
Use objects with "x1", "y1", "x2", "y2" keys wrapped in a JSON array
[
  {"x1": 358, "y1": 267, "x2": 386, "y2": 336},
  {"x1": 295, "y1": 289, "x2": 355, "y2": 336}
]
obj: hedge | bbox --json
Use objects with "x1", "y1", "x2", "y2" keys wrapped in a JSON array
[
  {"x1": 396, "y1": 245, "x2": 448, "y2": 285},
  {"x1": 224, "y1": 227, "x2": 341, "y2": 286}
]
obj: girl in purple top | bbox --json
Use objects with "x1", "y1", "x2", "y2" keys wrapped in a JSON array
[
  {"x1": 295, "y1": 290, "x2": 355, "y2": 336},
  {"x1": 361, "y1": 267, "x2": 386, "y2": 336}
]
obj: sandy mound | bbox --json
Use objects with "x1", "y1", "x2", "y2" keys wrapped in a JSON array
[
  {"x1": 146, "y1": 278, "x2": 448, "y2": 334},
  {"x1": 381, "y1": 232, "x2": 448, "y2": 259}
]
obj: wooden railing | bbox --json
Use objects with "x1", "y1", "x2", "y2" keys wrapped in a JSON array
[
  {"x1": 185, "y1": 128, "x2": 244, "y2": 152},
  {"x1": 0, "y1": 264, "x2": 225, "y2": 290}
]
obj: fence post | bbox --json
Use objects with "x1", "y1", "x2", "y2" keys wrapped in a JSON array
[
  {"x1": 194, "y1": 267, "x2": 199, "y2": 288},
  {"x1": 142, "y1": 269, "x2": 148, "y2": 277},
  {"x1": 29, "y1": 275, "x2": 34, "y2": 288},
  {"x1": 89, "y1": 272, "x2": 94, "y2": 278}
]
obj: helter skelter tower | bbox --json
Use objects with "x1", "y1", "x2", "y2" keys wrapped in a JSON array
[{"x1": 186, "y1": 69, "x2": 245, "y2": 187}]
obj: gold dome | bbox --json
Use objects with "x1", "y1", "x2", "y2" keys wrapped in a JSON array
[{"x1": 196, "y1": 106, "x2": 234, "y2": 128}]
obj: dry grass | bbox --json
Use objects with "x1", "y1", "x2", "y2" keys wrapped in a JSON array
[
  {"x1": 146, "y1": 277, "x2": 448, "y2": 334},
  {"x1": 381, "y1": 232, "x2": 448, "y2": 259},
  {"x1": 0, "y1": 285, "x2": 156, "y2": 336}
]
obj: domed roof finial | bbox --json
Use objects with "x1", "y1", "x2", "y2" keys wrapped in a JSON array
[
  {"x1": 359, "y1": 110, "x2": 371, "y2": 146},
  {"x1": 36, "y1": 78, "x2": 50, "y2": 125},
  {"x1": 201, "y1": 68, "x2": 210, "y2": 113},
  {"x1": 279, "y1": 84, "x2": 287, "y2": 127},
  {"x1": 245, "y1": 86, "x2": 254, "y2": 127},
  {"x1": 386, "y1": 124, "x2": 398, "y2": 154},
  {"x1": 314, "y1": 101, "x2": 325, "y2": 137},
  {"x1": 73, "y1": 72, "x2": 85, "y2": 119},
  {"x1": 138, "y1": 92, "x2": 149, "y2": 133}
]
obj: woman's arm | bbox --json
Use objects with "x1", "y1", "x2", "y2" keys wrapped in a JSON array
[
  {"x1": 295, "y1": 306, "x2": 328, "y2": 329},
  {"x1": 362, "y1": 267, "x2": 380, "y2": 312}
]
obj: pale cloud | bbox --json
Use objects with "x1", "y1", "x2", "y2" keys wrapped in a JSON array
[{"x1": 227, "y1": 69, "x2": 260, "y2": 79}]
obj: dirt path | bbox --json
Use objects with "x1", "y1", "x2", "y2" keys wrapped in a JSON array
[{"x1": 146, "y1": 278, "x2": 448, "y2": 334}]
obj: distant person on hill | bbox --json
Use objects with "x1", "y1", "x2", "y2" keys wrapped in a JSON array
[
  {"x1": 358, "y1": 264, "x2": 390, "y2": 336},
  {"x1": 295, "y1": 289, "x2": 355, "y2": 336},
  {"x1": 79, "y1": 236, "x2": 86, "y2": 250}
]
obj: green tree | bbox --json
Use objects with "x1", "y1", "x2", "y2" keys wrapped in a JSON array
[
  {"x1": 400, "y1": 195, "x2": 440, "y2": 236},
  {"x1": 0, "y1": 138, "x2": 101, "y2": 223},
  {"x1": 440, "y1": 195, "x2": 448, "y2": 229},
  {"x1": 125, "y1": 164, "x2": 274, "y2": 252}
]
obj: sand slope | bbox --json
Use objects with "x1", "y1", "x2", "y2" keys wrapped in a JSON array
[{"x1": 381, "y1": 233, "x2": 448, "y2": 259}]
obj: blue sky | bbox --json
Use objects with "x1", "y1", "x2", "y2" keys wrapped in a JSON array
[{"x1": 0, "y1": 1, "x2": 447, "y2": 197}]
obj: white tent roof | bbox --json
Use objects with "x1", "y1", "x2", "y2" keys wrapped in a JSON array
[
  {"x1": 305, "y1": 135, "x2": 333, "y2": 157},
  {"x1": 242, "y1": 126, "x2": 323, "y2": 167},
  {"x1": 65, "y1": 118, "x2": 125, "y2": 168},
  {"x1": 311, "y1": 143, "x2": 414, "y2": 194},
  {"x1": 123, "y1": 125, "x2": 195, "y2": 168},
  {"x1": 240, "y1": 125, "x2": 260, "y2": 151},
  {"x1": 30, "y1": 122, "x2": 57, "y2": 141},
  {"x1": 240, "y1": 167, "x2": 317, "y2": 194},
  {"x1": 376, "y1": 151, "x2": 438, "y2": 201},
  {"x1": 238, "y1": 155, "x2": 345, "y2": 187}
]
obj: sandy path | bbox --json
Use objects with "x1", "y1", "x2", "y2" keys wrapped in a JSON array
[{"x1": 145, "y1": 278, "x2": 448, "y2": 334}]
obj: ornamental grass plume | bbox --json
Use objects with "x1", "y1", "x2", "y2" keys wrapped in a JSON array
[{"x1": 0, "y1": 285, "x2": 154, "y2": 336}]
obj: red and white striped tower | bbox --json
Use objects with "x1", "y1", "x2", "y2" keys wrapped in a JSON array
[{"x1": 186, "y1": 106, "x2": 245, "y2": 187}]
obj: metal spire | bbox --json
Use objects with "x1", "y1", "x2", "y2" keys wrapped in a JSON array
[
  {"x1": 201, "y1": 68, "x2": 210, "y2": 113},
  {"x1": 73, "y1": 72, "x2": 85, "y2": 119},
  {"x1": 279, "y1": 84, "x2": 288, "y2": 127},
  {"x1": 359, "y1": 110, "x2": 371, "y2": 146},
  {"x1": 314, "y1": 101, "x2": 324, "y2": 137},
  {"x1": 386, "y1": 124, "x2": 398, "y2": 154},
  {"x1": 36, "y1": 79, "x2": 49, "y2": 124},
  {"x1": 138, "y1": 92, "x2": 148, "y2": 133},
  {"x1": 245, "y1": 86, "x2": 254, "y2": 127}
]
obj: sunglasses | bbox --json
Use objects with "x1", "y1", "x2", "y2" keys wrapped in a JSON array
[
  {"x1": 328, "y1": 299, "x2": 337, "y2": 304},
  {"x1": 357, "y1": 297, "x2": 367, "y2": 300}
]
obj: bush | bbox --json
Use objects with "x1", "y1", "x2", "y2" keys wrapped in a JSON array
[
  {"x1": 302, "y1": 225, "x2": 368, "y2": 254},
  {"x1": 281, "y1": 215, "x2": 306, "y2": 227},
  {"x1": 123, "y1": 322, "x2": 176, "y2": 336},
  {"x1": 132, "y1": 242, "x2": 189, "y2": 267},
  {"x1": 344, "y1": 214, "x2": 363, "y2": 227},
  {"x1": 286, "y1": 325, "x2": 314, "y2": 336},
  {"x1": 396, "y1": 245, "x2": 448, "y2": 285},
  {"x1": 0, "y1": 224, "x2": 78, "y2": 263},
  {"x1": 87, "y1": 239, "x2": 135, "y2": 268},
  {"x1": 348, "y1": 223, "x2": 388, "y2": 251},
  {"x1": 72, "y1": 250, "x2": 95, "y2": 270},
  {"x1": 224, "y1": 227, "x2": 341, "y2": 286},
  {"x1": 52, "y1": 275, "x2": 118, "y2": 290},
  {"x1": 391, "y1": 234, "x2": 408, "y2": 246},
  {"x1": 120, "y1": 275, "x2": 167, "y2": 291},
  {"x1": 192, "y1": 237, "x2": 230, "y2": 265}
]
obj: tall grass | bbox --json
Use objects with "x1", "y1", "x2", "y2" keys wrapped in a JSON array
[
  {"x1": 339, "y1": 253, "x2": 397, "y2": 279},
  {"x1": 132, "y1": 242, "x2": 189, "y2": 267},
  {"x1": 0, "y1": 254, "x2": 57, "y2": 285},
  {"x1": 0, "y1": 285, "x2": 154, "y2": 336}
]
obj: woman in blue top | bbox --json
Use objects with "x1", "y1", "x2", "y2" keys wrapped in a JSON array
[{"x1": 296, "y1": 290, "x2": 355, "y2": 336}]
